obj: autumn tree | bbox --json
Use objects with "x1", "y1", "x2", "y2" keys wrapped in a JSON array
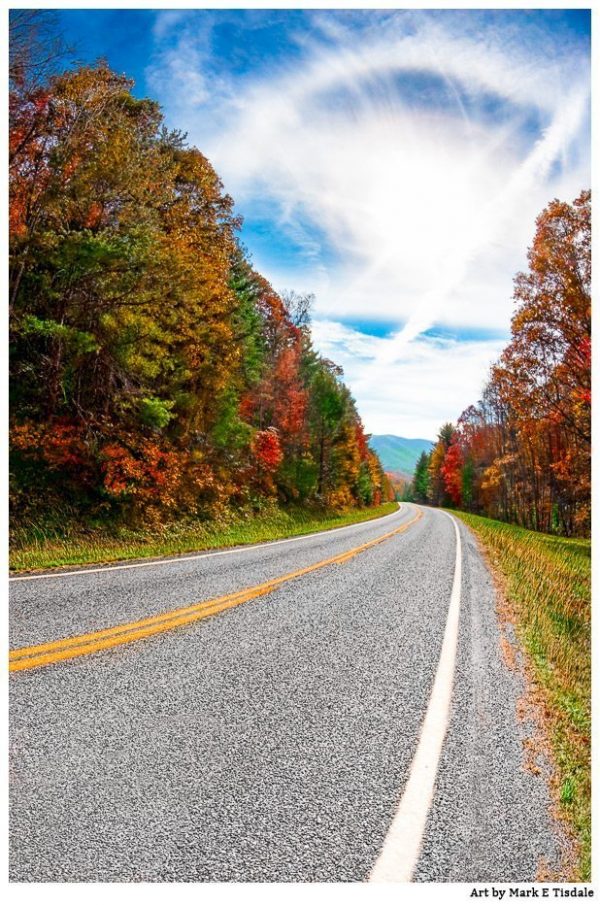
[
  {"x1": 10, "y1": 53, "x2": 389, "y2": 526},
  {"x1": 427, "y1": 191, "x2": 590, "y2": 536},
  {"x1": 428, "y1": 423, "x2": 454, "y2": 507},
  {"x1": 440, "y1": 438, "x2": 463, "y2": 507}
]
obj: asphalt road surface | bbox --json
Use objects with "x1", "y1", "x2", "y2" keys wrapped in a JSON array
[{"x1": 9, "y1": 503, "x2": 563, "y2": 882}]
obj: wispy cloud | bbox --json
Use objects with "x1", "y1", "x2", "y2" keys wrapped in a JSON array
[
  {"x1": 311, "y1": 320, "x2": 506, "y2": 439},
  {"x1": 145, "y1": 10, "x2": 590, "y2": 437}
]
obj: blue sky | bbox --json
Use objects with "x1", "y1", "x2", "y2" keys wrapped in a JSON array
[{"x1": 55, "y1": 8, "x2": 591, "y2": 438}]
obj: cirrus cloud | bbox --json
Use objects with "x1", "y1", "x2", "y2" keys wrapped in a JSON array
[{"x1": 146, "y1": 10, "x2": 590, "y2": 437}]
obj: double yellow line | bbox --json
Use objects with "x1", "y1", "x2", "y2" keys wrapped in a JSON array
[{"x1": 10, "y1": 509, "x2": 422, "y2": 673}]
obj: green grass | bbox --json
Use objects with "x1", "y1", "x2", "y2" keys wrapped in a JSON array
[
  {"x1": 10, "y1": 501, "x2": 398, "y2": 573},
  {"x1": 452, "y1": 510, "x2": 591, "y2": 881}
]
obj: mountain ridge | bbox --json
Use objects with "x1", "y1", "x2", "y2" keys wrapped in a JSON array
[{"x1": 369, "y1": 435, "x2": 434, "y2": 477}]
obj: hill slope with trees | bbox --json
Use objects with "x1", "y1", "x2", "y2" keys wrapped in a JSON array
[
  {"x1": 369, "y1": 435, "x2": 433, "y2": 477},
  {"x1": 409, "y1": 190, "x2": 590, "y2": 537},
  {"x1": 9, "y1": 42, "x2": 391, "y2": 538}
]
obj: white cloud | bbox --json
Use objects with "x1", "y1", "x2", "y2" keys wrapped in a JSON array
[
  {"x1": 311, "y1": 320, "x2": 505, "y2": 439},
  {"x1": 147, "y1": 35, "x2": 210, "y2": 110},
  {"x1": 146, "y1": 12, "x2": 589, "y2": 436},
  {"x1": 152, "y1": 10, "x2": 189, "y2": 41}
]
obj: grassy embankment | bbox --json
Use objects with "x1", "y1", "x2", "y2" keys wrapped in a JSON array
[
  {"x1": 10, "y1": 501, "x2": 398, "y2": 573},
  {"x1": 453, "y1": 511, "x2": 591, "y2": 881}
]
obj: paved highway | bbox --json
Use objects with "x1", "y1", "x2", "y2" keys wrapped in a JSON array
[{"x1": 9, "y1": 504, "x2": 563, "y2": 881}]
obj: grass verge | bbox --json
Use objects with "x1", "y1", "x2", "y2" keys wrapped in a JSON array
[
  {"x1": 452, "y1": 511, "x2": 591, "y2": 881},
  {"x1": 10, "y1": 501, "x2": 398, "y2": 573}
]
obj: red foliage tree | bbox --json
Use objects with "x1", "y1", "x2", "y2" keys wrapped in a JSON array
[
  {"x1": 440, "y1": 440, "x2": 463, "y2": 507},
  {"x1": 252, "y1": 429, "x2": 283, "y2": 472}
]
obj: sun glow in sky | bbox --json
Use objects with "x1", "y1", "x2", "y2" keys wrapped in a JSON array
[{"x1": 57, "y1": 8, "x2": 591, "y2": 438}]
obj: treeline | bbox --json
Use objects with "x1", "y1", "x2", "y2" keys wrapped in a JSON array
[
  {"x1": 9, "y1": 51, "x2": 391, "y2": 526},
  {"x1": 409, "y1": 191, "x2": 590, "y2": 537}
]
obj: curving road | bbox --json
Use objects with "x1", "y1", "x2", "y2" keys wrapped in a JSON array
[{"x1": 9, "y1": 504, "x2": 563, "y2": 882}]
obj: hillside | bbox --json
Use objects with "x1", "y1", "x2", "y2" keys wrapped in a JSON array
[
  {"x1": 370, "y1": 435, "x2": 433, "y2": 476},
  {"x1": 9, "y1": 62, "x2": 393, "y2": 533}
]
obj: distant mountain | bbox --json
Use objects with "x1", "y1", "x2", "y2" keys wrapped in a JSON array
[{"x1": 370, "y1": 435, "x2": 434, "y2": 477}]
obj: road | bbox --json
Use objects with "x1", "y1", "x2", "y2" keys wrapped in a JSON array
[{"x1": 9, "y1": 503, "x2": 563, "y2": 882}]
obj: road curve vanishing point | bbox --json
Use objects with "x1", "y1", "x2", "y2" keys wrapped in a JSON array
[{"x1": 9, "y1": 504, "x2": 564, "y2": 882}]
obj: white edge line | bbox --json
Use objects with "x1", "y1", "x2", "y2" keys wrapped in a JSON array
[
  {"x1": 369, "y1": 509, "x2": 462, "y2": 883},
  {"x1": 10, "y1": 503, "x2": 407, "y2": 583}
]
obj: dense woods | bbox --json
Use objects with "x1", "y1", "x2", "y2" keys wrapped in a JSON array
[
  {"x1": 410, "y1": 191, "x2": 591, "y2": 536},
  {"x1": 9, "y1": 43, "x2": 391, "y2": 531}
]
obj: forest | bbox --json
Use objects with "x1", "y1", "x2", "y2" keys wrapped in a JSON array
[
  {"x1": 409, "y1": 190, "x2": 591, "y2": 537},
  {"x1": 9, "y1": 31, "x2": 391, "y2": 535},
  {"x1": 9, "y1": 15, "x2": 590, "y2": 542}
]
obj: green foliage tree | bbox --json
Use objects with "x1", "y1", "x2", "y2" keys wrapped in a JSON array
[{"x1": 413, "y1": 451, "x2": 431, "y2": 502}]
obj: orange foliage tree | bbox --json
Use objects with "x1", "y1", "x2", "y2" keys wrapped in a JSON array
[
  {"x1": 9, "y1": 45, "x2": 389, "y2": 526},
  {"x1": 423, "y1": 191, "x2": 590, "y2": 536}
]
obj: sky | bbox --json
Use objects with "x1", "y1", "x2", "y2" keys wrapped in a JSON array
[{"x1": 56, "y1": 8, "x2": 591, "y2": 440}]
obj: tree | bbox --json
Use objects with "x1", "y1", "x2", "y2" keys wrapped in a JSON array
[
  {"x1": 426, "y1": 191, "x2": 590, "y2": 536},
  {"x1": 10, "y1": 58, "x2": 390, "y2": 525},
  {"x1": 413, "y1": 451, "x2": 430, "y2": 502},
  {"x1": 428, "y1": 423, "x2": 454, "y2": 506},
  {"x1": 9, "y1": 10, "x2": 69, "y2": 92},
  {"x1": 440, "y1": 439, "x2": 463, "y2": 507}
]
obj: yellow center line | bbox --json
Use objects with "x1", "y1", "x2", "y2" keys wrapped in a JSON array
[{"x1": 10, "y1": 509, "x2": 423, "y2": 673}]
